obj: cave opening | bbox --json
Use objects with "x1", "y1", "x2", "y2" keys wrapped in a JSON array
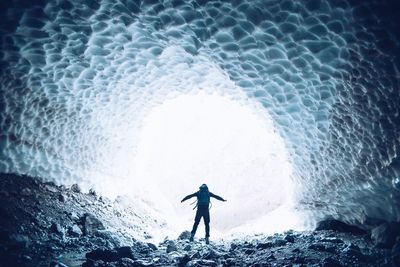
[{"x1": 92, "y1": 90, "x2": 306, "y2": 240}]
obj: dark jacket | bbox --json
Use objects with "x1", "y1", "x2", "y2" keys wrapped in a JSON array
[{"x1": 181, "y1": 191, "x2": 225, "y2": 204}]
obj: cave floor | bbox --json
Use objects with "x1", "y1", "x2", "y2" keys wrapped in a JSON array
[{"x1": 0, "y1": 173, "x2": 393, "y2": 267}]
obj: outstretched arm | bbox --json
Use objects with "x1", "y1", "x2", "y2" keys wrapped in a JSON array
[
  {"x1": 210, "y1": 192, "x2": 226, "y2": 202},
  {"x1": 181, "y1": 192, "x2": 197, "y2": 203}
]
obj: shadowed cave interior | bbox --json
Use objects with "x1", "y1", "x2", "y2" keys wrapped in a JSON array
[{"x1": 0, "y1": 0, "x2": 400, "y2": 266}]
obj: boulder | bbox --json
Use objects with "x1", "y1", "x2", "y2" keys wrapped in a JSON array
[
  {"x1": 116, "y1": 246, "x2": 135, "y2": 260},
  {"x1": 178, "y1": 254, "x2": 190, "y2": 267},
  {"x1": 147, "y1": 243, "x2": 157, "y2": 251},
  {"x1": 266, "y1": 254, "x2": 276, "y2": 261},
  {"x1": 69, "y1": 212, "x2": 80, "y2": 221},
  {"x1": 273, "y1": 238, "x2": 287, "y2": 246},
  {"x1": 166, "y1": 240, "x2": 178, "y2": 253},
  {"x1": 58, "y1": 193, "x2": 66, "y2": 202},
  {"x1": 178, "y1": 230, "x2": 192, "y2": 240},
  {"x1": 131, "y1": 241, "x2": 152, "y2": 255},
  {"x1": 256, "y1": 241, "x2": 273, "y2": 249},
  {"x1": 371, "y1": 222, "x2": 400, "y2": 248},
  {"x1": 68, "y1": 225, "x2": 82, "y2": 237},
  {"x1": 50, "y1": 223, "x2": 63, "y2": 235},
  {"x1": 70, "y1": 184, "x2": 81, "y2": 193},
  {"x1": 284, "y1": 234, "x2": 295, "y2": 243},
  {"x1": 82, "y1": 213, "x2": 105, "y2": 235},
  {"x1": 86, "y1": 248, "x2": 119, "y2": 262}
]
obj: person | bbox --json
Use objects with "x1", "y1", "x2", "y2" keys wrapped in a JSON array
[{"x1": 181, "y1": 184, "x2": 226, "y2": 244}]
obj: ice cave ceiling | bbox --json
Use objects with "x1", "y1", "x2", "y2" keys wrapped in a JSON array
[{"x1": 0, "y1": 0, "x2": 399, "y2": 228}]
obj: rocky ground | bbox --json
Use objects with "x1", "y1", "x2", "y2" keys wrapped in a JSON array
[{"x1": 0, "y1": 173, "x2": 399, "y2": 267}]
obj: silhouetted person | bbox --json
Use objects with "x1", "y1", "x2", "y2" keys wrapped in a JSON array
[{"x1": 181, "y1": 184, "x2": 226, "y2": 244}]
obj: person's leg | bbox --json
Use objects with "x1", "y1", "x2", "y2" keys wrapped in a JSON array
[
  {"x1": 190, "y1": 209, "x2": 202, "y2": 240},
  {"x1": 204, "y1": 208, "x2": 210, "y2": 243}
]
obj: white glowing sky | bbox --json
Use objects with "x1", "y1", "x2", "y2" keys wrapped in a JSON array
[{"x1": 117, "y1": 91, "x2": 301, "y2": 237}]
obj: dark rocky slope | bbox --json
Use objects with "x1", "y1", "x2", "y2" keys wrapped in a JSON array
[{"x1": 0, "y1": 173, "x2": 399, "y2": 267}]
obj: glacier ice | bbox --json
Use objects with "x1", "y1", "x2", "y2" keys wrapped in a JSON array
[{"x1": 0, "y1": 0, "x2": 399, "y2": 233}]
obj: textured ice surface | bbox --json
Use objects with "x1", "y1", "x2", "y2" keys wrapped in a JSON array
[{"x1": 0, "y1": 0, "x2": 400, "y2": 229}]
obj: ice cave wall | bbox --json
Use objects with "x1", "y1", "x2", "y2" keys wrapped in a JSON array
[{"x1": 0, "y1": 0, "x2": 399, "y2": 227}]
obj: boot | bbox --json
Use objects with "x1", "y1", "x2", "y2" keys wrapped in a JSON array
[
  {"x1": 189, "y1": 233, "x2": 194, "y2": 242},
  {"x1": 205, "y1": 237, "x2": 209, "y2": 244}
]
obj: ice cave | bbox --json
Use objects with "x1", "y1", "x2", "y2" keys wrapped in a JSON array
[{"x1": 0, "y1": 0, "x2": 399, "y2": 266}]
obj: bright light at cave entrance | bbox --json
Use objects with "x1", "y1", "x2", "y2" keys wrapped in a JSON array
[{"x1": 126, "y1": 91, "x2": 302, "y2": 237}]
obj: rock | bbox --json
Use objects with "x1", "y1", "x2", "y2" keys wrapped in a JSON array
[
  {"x1": 343, "y1": 243, "x2": 360, "y2": 252},
  {"x1": 342, "y1": 243, "x2": 367, "y2": 260},
  {"x1": 292, "y1": 248, "x2": 301, "y2": 253},
  {"x1": 178, "y1": 254, "x2": 190, "y2": 267},
  {"x1": 256, "y1": 241, "x2": 273, "y2": 249},
  {"x1": 131, "y1": 241, "x2": 152, "y2": 255},
  {"x1": 45, "y1": 184, "x2": 58, "y2": 193},
  {"x1": 244, "y1": 248, "x2": 255, "y2": 254},
  {"x1": 89, "y1": 188, "x2": 97, "y2": 196},
  {"x1": 22, "y1": 255, "x2": 32, "y2": 261},
  {"x1": 230, "y1": 242, "x2": 238, "y2": 250},
  {"x1": 49, "y1": 261, "x2": 69, "y2": 267},
  {"x1": 116, "y1": 258, "x2": 153, "y2": 267},
  {"x1": 284, "y1": 234, "x2": 295, "y2": 243},
  {"x1": 86, "y1": 248, "x2": 119, "y2": 262},
  {"x1": 309, "y1": 243, "x2": 326, "y2": 251},
  {"x1": 82, "y1": 260, "x2": 106, "y2": 267},
  {"x1": 273, "y1": 238, "x2": 287, "y2": 246},
  {"x1": 58, "y1": 193, "x2": 66, "y2": 202},
  {"x1": 166, "y1": 240, "x2": 178, "y2": 253},
  {"x1": 147, "y1": 243, "x2": 157, "y2": 251},
  {"x1": 320, "y1": 237, "x2": 344, "y2": 244},
  {"x1": 293, "y1": 255, "x2": 306, "y2": 264},
  {"x1": 203, "y1": 248, "x2": 220, "y2": 259},
  {"x1": 371, "y1": 222, "x2": 400, "y2": 248},
  {"x1": 133, "y1": 259, "x2": 154, "y2": 266},
  {"x1": 116, "y1": 246, "x2": 135, "y2": 260},
  {"x1": 117, "y1": 258, "x2": 135, "y2": 267},
  {"x1": 223, "y1": 258, "x2": 235, "y2": 266},
  {"x1": 178, "y1": 230, "x2": 192, "y2": 240},
  {"x1": 70, "y1": 184, "x2": 81, "y2": 193},
  {"x1": 9, "y1": 234, "x2": 30, "y2": 249},
  {"x1": 315, "y1": 219, "x2": 366, "y2": 235},
  {"x1": 69, "y1": 212, "x2": 79, "y2": 221},
  {"x1": 82, "y1": 213, "x2": 105, "y2": 235},
  {"x1": 68, "y1": 225, "x2": 82, "y2": 237},
  {"x1": 190, "y1": 251, "x2": 201, "y2": 260},
  {"x1": 392, "y1": 238, "x2": 400, "y2": 266},
  {"x1": 50, "y1": 223, "x2": 63, "y2": 234},
  {"x1": 187, "y1": 259, "x2": 217, "y2": 266},
  {"x1": 322, "y1": 257, "x2": 342, "y2": 267}
]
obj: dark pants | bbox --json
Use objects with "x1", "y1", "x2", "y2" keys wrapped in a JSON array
[{"x1": 191, "y1": 205, "x2": 210, "y2": 237}]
